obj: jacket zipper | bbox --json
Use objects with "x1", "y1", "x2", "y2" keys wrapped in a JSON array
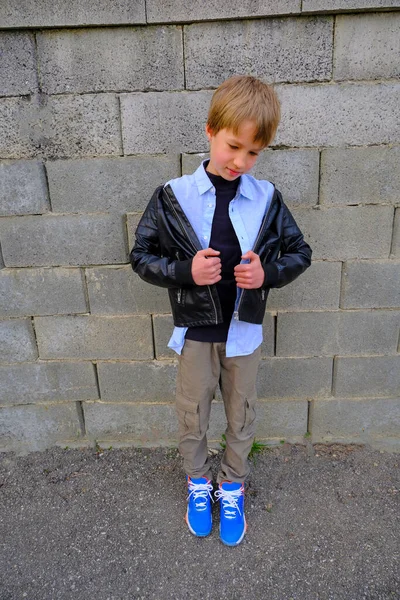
[
  {"x1": 233, "y1": 193, "x2": 276, "y2": 320},
  {"x1": 164, "y1": 189, "x2": 219, "y2": 323}
]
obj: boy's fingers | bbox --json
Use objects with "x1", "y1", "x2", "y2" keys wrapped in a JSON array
[{"x1": 199, "y1": 248, "x2": 220, "y2": 257}]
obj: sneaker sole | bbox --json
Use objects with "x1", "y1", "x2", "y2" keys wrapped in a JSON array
[
  {"x1": 219, "y1": 517, "x2": 247, "y2": 546},
  {"x1": 185, "y1": 511, "x2": 212, "y2": 537}
]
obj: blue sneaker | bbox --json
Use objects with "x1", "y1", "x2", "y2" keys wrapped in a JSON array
[
  {"x1": 185, "y1": 476, "x2": 213, "y2": 537},
  {"x1": 215, "y1": 481, "x2": 246, "y2": 546}
]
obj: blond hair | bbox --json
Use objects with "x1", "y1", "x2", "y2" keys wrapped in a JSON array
[{"x1": 207, "y1": 75, "x2": 281, "y2": 147}]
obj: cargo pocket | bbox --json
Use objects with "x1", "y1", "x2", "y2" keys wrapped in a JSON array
[
  {"x1": 176, "y1": 395, "x2": 200, "y2": 435},
  {"x1": 241, "y1": 398, "x2": 256, "y2": 433}
]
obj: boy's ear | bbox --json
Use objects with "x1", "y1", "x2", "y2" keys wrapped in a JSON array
[{"x1": 205, "y1": 123, "x2": 213, "y2": 140}]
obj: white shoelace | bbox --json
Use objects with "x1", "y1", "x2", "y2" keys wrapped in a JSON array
[
  {"x1": 187, "y1": 480, "x2": 214, "y2": 511},
  {"x1": 214, "y1": 487, "x2": 243, "y2": 519}
]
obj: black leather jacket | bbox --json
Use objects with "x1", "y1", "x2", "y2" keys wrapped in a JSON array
[{"x1": 130, "y1": 184, "x2": 312, "y2": 327}]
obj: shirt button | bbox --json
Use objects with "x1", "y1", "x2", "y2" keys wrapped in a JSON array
[
  {"x1": 203, "y1": 236, "x2": 208, "y2": 240},
  {"x1": 211, "y1": 187, "x2": 215, "y2": 193},
  {"x1": 208, "y1": 203, "x2": 213, "y2": 208}
]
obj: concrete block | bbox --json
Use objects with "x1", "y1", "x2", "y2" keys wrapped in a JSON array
[
  {"x1": 320, "y1": 146, "x2": 400, "y2": 206},
  {"x1": 0, "y1": 94, "x2": 121, "y2": 160},
  {"x1": 334, "y1": 356, "x2": 400, "y2": 397},
  {"x1": 120, "y1": 91, "x2": 212, "y2": 154},
  {"x1": 185, "y1": 17, "x2": 332, "y2": 89},
  {"x1": 37, "y1": 26, "x2": 183, "y2": 95},
  {"x1": 0, "y1": 160, "x2": 50, "y2": 216},
  {"x1": 334, "y1": 13, "x2": 400, "y2": 81},
  {"x1": 268, "y1": 261, "x2": 341, "y2": 310},
  {"x1": 84, "y1": 402, "x2": 178, "y2": 444},
  {"x1": 311, "y1": 397, "x2": 400, "y2": 445},
  {"x1": 0, "y1": 0, "x2": 146, "y2": 28},
  {"x1": 97, "y1": 361, "x2": 177, "y2": 401},
  {"x1": 257, "y1": 357, "x2": 333, "y2": 398},
  {"x1": 152, "y1": 314, "x2": 176, "y2": 359},
  {"x1": 127, "y1": 213, "x2": 144, "y2": 250},
  {"x1": 293, "y1": 206, "x2": 393, "y2": 260},
  {"x1": 303, "y1": 1, "x2": 400, "y2": 13},
  {"x1": 392, "y1": 210, "x2": 399, "y2": 258},
  {"x1": 146, "y1": 0, "x2": 301, "y2": 22},
  {"x1": 0, "y1": 214, "x2": 127, "y2": 267},
  {"x1": 34, "y1": 315, "x2": 153, "y2": 360},
  {"x1": 86, "y1": 266, "x2": 170, "y2": 315},
  {"x1": 274, "y1": 83, "x2": 400, "y2": 148},
  {"x1": 276, "y1": 310, "x2": 400, "y2": 357},
  {"x1": 47, "y1": 155, "x2": 180, "y2": 214},
  {"x1": 182, "y1": 150, "x2": 320, "y2": 207},
  {"x1": 341, "y1": 260, "x2": 400, "y2": 308},
  {"x1": 261, "y1": 313, "x2": 275, "y2": 358},
  {"x1": 0, "y1": 319, "x2": 38, "y2": 363},
  {"x1": 0, "y1": 403, "x2": 83, "y2": 454},
  {"x1": 0, "y1": 267, "x2": 87, "y2": 317},
  {"x1": 0, "y1": 32, "x2": 37, "y2": 96},
  {"x1": 0, "y1": 362, "x2": 98, "y2": 406},
  {"x1": 253, "y1": 150, "x2": 320, "y2": 207}
]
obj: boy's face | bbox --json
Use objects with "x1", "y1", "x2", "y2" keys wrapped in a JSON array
[{"x1": 205, "y1": 120, "x2": 265, "y2": 181}]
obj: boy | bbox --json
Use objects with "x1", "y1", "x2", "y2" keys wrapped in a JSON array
[{"x1": 130, "y1": 75, "x2": 312, "y2": 546}]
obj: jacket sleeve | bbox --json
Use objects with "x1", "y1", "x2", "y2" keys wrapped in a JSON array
[
  {"x1": 130, "y1": 186, "x2": 195, "y2": 289},
  {"x1": 262, "y1": 202, "x2": 312, "y2": 289}
]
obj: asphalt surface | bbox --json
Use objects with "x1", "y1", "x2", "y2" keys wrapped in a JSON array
[{"x1": 0, "y1": 442, "x2": 399, "y2": 600}]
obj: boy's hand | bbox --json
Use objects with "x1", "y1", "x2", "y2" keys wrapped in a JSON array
[
  {"x1": 234, "y1": 250, "x2": 265, "y2": 289},
  {"x1": 191, "y1": 248, "x2": 222, "y2": 286}
]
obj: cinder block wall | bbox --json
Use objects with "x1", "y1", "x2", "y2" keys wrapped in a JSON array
[{"x1": 1, "y1": 0, "x2": 399, "y2": 455}]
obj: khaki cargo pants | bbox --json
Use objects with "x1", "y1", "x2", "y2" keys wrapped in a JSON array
[{"x1": 175, "y1": 339, "x2": 262, "y2": 484}]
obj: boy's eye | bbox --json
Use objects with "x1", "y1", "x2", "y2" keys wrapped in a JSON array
[
  {"x1": 228, "y1": 144, "x2": 238, "y2": 149},
  {"x1": 250, "y1": 152, "x2": 259, "y2": 156}
]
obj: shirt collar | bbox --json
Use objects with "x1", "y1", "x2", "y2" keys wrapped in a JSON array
[{"x1": 194, "y1": 159, "x2": 255, "y2": 200}]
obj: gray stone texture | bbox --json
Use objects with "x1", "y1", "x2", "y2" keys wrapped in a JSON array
[
  {"x1": 261, "y1": 313, "x2": 275, "y2": 358},
  {"x1": 37, "y1": 27, "x2": 184, "y2": 95},
  {"x1": 0, "y1": 268, "x2": 87, "y2": 317},
  {"x1": 120, "y1": 91, "x2": 212, "y2": 154},
  {"x1": 276, "y1": 310, "x2": 400, "y2": 357},
  {"x1": 83, "y1": 402, "x2": 178, "y2": 444},
  {"x1": 334, "y1": 13, "x2": 400, "y2": 81},
  {"x1": 152, "y1": 314, "x2": 175, "y2": 359},
  {"x1": 303, "y1": 0, "x2": 400, "y2": 13},
  {"x1": 257, "y1": 357, "x2": 333, "y2": 398},
  {"x1": 392, "y1": 209, "x2": 399, "y2": 257},
  {"x1": 293, "y1": 206, "x2": 394, "y2": 260},
  {"x1": 97, "y1": 361, "x2": 177, "y2": 401},
  {"x1": 0, "y1": 0, "x2": 146, "y2": 28},
  {"x1": 334, "y1": 356, "x2": 400, "y2": 397},
  {"x1": 126, "y1": 213, "x2": 143, "y2": 250},
  {"x1": 0, "y1": 214, "x2": 127, "y2": 267},
  {"x1": 311, "y1": 397, "x2": 400, "y2": 444},
  {"x1": 268, "y1": 261, "x2": 342, "y2": 310},
  {"x1": 146, "y1": 0, "x2": 301, "y2": 22},
  {"x1": 0, "y1": 362, "x2": 98, "y2": 406},
  {"x1": 34, "y1": 315, "x2": 153, "y2": 360},
  {"x1": 320, "y1": 146, "x2": 400, "y2": 206},
  {"x1": 0, "y1": 403, "x2": 82, "y2": 454},
  {"x1": 274, "y1": 83, "x2": 400, "y2": 147},
  {"x1": 0, "y1": 32, "x2": 37, "y2": 97},
  {"x1": 86, "y1": 266, "x2": 170, "y2": 315},
  {"x1": 183, "y1": 150, "x2": 320, "y2": 207},
  {"x1": 185, "y1": 17, "x2": 332, "y2": 89},
  {"x1": 47, "y1": 155, "x2": 180, "y2": 214},
  {"x1": 253, "y1": 150, "x2": 320, "y2": 207},
  {"x1": 0, "y1": 160, "x2": 50, "y2": 216},
  {"x1": 0, "y1": 245, "x2": 4, "y2": 269},
  {"x1": 0, "y1": 94, "x2": 121, "y2": 160},
  {"x1": 0, "y1": 319, "x2": 38, "y2": 363},
  {"x1": 341, "y1": 260, "x2": 400, "y2": 308}
]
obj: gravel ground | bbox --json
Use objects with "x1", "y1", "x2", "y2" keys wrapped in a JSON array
[{"x1": 0, "y1": 442, "x2": 399, "y2": 600}]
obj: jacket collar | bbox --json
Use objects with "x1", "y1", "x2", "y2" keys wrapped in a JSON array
[{"x1": 194, "y1": 160, "x2": 255, "y2": 200}]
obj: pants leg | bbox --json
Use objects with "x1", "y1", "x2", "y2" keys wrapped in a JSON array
[
  {"x1": 217, "y1": 344, "x2": 262, "y2": 484},
  {"x1": 175, "y1": 340, "x2": 220, "y2": 481}
]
